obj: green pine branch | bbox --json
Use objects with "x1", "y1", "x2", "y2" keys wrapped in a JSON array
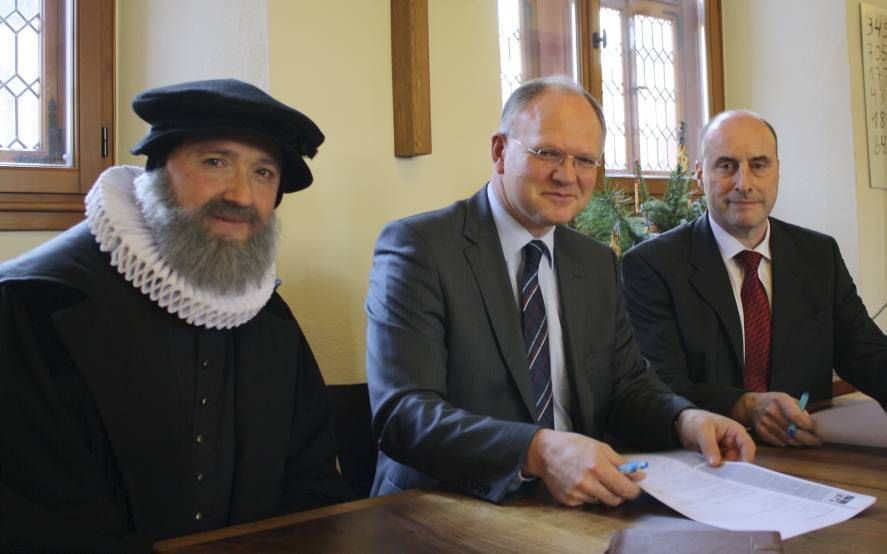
[{"x1": 570, "y1": 163, "x2": 706, "y2": 257}]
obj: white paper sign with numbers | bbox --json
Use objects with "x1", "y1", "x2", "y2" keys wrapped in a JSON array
[{"x1": 861, "y1": 3, "x2": 887, "y2": 189}]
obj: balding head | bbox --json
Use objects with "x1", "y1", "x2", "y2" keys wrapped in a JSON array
[
  {"x1": 696, "y1": 109, "x2": 779, "y2": 249},
  {"x1": 699, "y1": 110, "x2": 778, "y2": 162}
]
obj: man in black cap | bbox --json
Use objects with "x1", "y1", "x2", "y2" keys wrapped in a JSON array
[{"x1": 0, "y1": 79, "x2": 352, "y2": 552}]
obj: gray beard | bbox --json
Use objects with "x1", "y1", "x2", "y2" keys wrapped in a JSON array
[{"x1": 134, "y1": 169, "x2": 279, "y2": 296}]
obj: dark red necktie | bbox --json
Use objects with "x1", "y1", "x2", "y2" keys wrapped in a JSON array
[{"x1": 735, "y1": 250, "x2": 771, "y2": 392}]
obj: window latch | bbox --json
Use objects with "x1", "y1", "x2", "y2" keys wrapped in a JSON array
[{"x1": 593, "y1": 29, "x2": 607, "y2": 49}]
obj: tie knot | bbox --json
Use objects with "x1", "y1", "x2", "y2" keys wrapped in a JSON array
[
  {"x1": 734, "y1": 250, "x2": 763, "y2": 272},
  {"x1": 523, "y1": 240, "x2": 550, "y2": 271}
]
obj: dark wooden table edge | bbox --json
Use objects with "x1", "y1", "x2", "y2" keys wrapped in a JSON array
[
  {"x1": 153, "y1": 490, "x2": 423, "y2": 551},
  {"x1": 153, "y1": 443, "x2": 886, "y2": 551}
]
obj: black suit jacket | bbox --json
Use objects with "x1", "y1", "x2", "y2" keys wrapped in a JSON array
[
  {"x1": 621, "y1": 215, "x2": 887, "y2": 416},
  {"x1": 365, "y1": 187, "x2": 692, "y2": 502}
]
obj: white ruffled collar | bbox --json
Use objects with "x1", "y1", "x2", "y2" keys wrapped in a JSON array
[{"x1": 85, "y1": 165, "x2": 276, "y2": 329}]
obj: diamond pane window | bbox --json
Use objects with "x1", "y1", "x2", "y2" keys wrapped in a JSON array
[
  {"x1": 0, "y1": 0, "x2": 73, "y2": 167},
  {"x1": 600, "y1": 0, "x2": 706, "y2": 177},
  {"x1": 634, "y1": 13, "x2": 677, "y2": 172}
]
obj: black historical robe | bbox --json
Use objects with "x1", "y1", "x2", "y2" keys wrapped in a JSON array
[{"x1": 0, "y1": 223, "x2": 352, "y2": 552}]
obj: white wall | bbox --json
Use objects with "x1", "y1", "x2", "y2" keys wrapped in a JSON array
[
  {"x1": 116, "y1": 0, "x2": 270, "y2": 166},
  {"x1": 723, "y1": 0, "x2": 887, "y2": 328}
]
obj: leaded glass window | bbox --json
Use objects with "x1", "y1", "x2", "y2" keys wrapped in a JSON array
[{"x1": 0, "y1": 0, "x2": 73, "y2": 167}]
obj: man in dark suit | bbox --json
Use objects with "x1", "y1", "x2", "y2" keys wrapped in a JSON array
[
  {"x1": 366, "y1": 77, "x2": 754, "y2": 508},
  {"x1": 622, "y1": 110, "x2": 887, "y2": 447}
]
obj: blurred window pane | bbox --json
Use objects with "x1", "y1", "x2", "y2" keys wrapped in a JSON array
[{"x1": 0, "y1": 0, "x2": 72, "y2": 167}]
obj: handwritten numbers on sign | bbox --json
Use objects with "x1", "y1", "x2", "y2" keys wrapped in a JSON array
[{"x1": 861, "y1": 4, "x2": 887, "y2": 189}]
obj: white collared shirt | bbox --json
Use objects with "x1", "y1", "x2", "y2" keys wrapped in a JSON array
[
  {"x1": 708, "y1": 213, "x2": 773, "y2": 361},
  {"x1": 487, "y1": 185, "x2": 571, "y2": 431}
]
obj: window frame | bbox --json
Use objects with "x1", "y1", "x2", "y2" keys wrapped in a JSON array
[
  {"x1": 579, "y1": 0, "x2": 723, "y2": 194},
  {"x1": 0, "y1": 0, "x2": 115, "y2": 231}
]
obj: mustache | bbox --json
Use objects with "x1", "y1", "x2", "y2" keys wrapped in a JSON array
[{"x1": 198, "y1": 198, "x2": 260, "y2": 225}]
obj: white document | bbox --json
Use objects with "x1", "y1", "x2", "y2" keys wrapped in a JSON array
[
  {"x1": 627, "y1": 451, "x2": 876, "y2": 539},
  {"x1": 811, "y1": 392, "x2": 887, "y2": 448}
]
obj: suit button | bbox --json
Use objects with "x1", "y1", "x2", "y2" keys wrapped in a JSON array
[
  {"x1": 196, "y1": 473, "x2": 205, "y2": 483},
  {"x1": 194, "y1": 512, "x2": 203, "y2": 521},
  {"x1": 200, "y1": 397, "x2": 208, "y2": 407},
  {"x1": 201, "y1": 360, "x2": 209, "y2": 369},
  {"x1": 195, "y1": 434, "x2": 205, "y2": 445}
]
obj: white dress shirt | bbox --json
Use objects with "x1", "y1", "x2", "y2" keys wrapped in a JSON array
[
  {"x1": 487, "y1": 185, "x2": 571, "y2": 431},
  {"x1": 708, "y1": 213, "x2": 773, "y2": 361}
]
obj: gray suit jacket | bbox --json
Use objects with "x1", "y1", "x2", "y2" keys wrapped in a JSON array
[
  {"x1": 365, "y1": 187, "x2": 692, "y2": 502},
  {"x1": 622, "y1": 215, "x2": 887, "y2": 416}
]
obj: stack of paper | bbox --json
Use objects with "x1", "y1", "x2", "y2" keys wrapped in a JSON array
[{"x1": 811, "y1": 392, "x2": 887, "y2": 447}]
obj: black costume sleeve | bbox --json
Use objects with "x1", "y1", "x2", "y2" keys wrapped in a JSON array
[{"x1": 0, "y1": 282, "x2": 152, "y2": 553}]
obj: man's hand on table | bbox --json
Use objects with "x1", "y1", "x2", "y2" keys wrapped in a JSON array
[
  {"x1": 521, "y1": 429, "x2": 644, "y2": 507},
  {"x1": 676, "y1": 408, "x2": 757, "y2": 465},
  {"x1": 730, "y1": 392, "x2": 821, "y2": 447}
]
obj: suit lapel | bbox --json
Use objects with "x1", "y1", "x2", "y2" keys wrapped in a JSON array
[
  {"x1": 552, "y1": 228, "x2": 588, "y2": 429},
  {"x1": 462, "y1": 188, "x2": 536, "y2": 416},
  {"x1": 769, "y1": 220, "x2": 815, "y2": 384},
  {"x1": 688, "y1": 216, "x2": 744, "y2": 369}
]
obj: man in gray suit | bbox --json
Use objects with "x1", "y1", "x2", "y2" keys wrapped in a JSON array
[{"x1": 366, "y1": 77, "x2": 754, "y2": 507}]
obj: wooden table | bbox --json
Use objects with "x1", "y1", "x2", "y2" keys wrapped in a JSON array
[{"x1": 155, "y1": 444, "x2": 887, "y2": 553}]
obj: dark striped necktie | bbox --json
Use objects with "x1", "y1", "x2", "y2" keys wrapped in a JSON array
[
  {"x1": 520, "y1": 240, "x2": 554, "y2": 429},
  {"x1": 735, "y1": 250, "x2": 771, "y2": 392}
]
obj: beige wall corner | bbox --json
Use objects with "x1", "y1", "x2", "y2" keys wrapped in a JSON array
[{"x1": 267, "y1": 0, "x2": 501, "y2": 385}]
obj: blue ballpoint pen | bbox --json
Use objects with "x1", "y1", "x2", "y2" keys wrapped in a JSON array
[
  {"x1": 787, "y1": 391, "x2": 810, "y2": 439},
  {"x1": 618, "y1": 461, "x2": 649, "y2": 474}
]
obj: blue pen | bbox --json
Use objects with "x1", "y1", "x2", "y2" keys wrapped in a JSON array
[
  {"x1": 787, "y1": 391, "x2": 810, "y2": 439},
  {"x1": 618, "y1": 461, "x2": 648, "y2": 474}
]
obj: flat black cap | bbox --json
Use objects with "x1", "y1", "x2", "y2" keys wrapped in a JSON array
[{"x1": 130, "y1": 79, "x2": 323, "y2": 200}]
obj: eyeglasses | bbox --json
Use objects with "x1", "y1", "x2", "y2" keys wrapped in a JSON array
[{"x1": 508, "y1": 135, "x2": 603, "y2": 173}]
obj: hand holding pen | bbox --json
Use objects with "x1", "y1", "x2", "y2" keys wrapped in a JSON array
[
  {"x1": 786, "y1": 391, "x2": 809, "y2": 440},
  {"x1": 732, "y1": 391, "x2": 820, "y2": 447}
]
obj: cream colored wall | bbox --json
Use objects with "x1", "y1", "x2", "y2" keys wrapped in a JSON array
[
  {"x1": 267, "y1": 0, "x2": 501, "y2": 384},
  {"x1": 846, "y1": 0, "x2": 887, "y2": 329},
  {"x1": 0, "y1": 232, "x2": 56, "y2": 261},
  {"x1": 722, "y1": 0, "x2": 887, "y2": 329},
  {"x1": 116, "y1": 0, "x2": 270, "y2": 166}
]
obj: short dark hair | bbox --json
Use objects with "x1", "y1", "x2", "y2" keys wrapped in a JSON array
[
  {"x1": 499, "y1": 76, "x2": 606, "y2": 141},
  {"x1": 699, "y1": 109, "x2": 779, "y2": 160}
]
